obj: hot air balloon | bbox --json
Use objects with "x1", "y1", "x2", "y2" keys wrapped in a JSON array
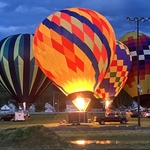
[
  {"x1": 33, "y1": 7, "x2": 116, "y2": 110},
  {"x1": 94, "y1": 40, "x2": 132, "y2": 101},
  {"x1": 119, "y1": 31, "x2": 150, "y2": 106},
  {"x1": 0, "y1": 34, "x2": 51, "y2": 109}
]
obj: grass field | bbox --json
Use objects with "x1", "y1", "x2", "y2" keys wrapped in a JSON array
[
  {"x1": 0, "y1": 113, "x2": 150, "y2": 150},
  {"x1": 1, "y1": 112, "x2": 150, "y2": 128}
]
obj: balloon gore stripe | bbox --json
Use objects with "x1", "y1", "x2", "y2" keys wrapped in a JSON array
[{"x1": 0, "y1": 34, "x2": 51, "y2": 103}]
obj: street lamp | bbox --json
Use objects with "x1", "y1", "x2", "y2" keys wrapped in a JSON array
[{"x1": 126, "y1": 17, "x2": 150, "y2": 126}]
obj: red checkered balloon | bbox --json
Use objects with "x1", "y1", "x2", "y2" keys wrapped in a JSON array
[
  {"x1": 94, "y1": 40, "x2": 132, "y2": 99},
  {"x1": 33, "y1": 7, "x2": 116, "y2": 97}
]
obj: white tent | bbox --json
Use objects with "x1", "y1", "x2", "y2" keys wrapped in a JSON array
[
  {"x1": 28, "y1": 104, "x2": 35, "y2": 112},
  {"x1": 8, "y1": 103, "x2": 16, "y2": 112},
  {"x1": 130, "y1": 100, "x2": 145, "y2": 111},
  {"x1": 0, "y1": 104, "x2": 10, "y2": 113},
  {"x1": 45, "y1": 103, "x2": 55, "y2": 112}
]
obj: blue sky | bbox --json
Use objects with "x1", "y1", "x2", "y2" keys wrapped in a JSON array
[{"x1": 0, "y1": 0, "x2": 150, "y2": 40}]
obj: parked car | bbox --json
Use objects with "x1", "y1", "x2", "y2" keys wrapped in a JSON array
[
  {"x1": 0, "y1": 114, "x2": 15, "y2": 121},
  {"x1": 130, "y1": 110, "x2": 143, "y2": 118},
  {"x1": 143, "y1": 111, "x2": 150, "y2": 118},
  {"x1": 94, "y1": 115, "x2": 128, "y2": 125}
]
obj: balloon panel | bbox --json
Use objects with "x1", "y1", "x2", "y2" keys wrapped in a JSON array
[
  {"x1": 33, "y1": 7, "x2": 116, "y2": 96},
  {"x1": 0, "y1": 34, "x2": 51, "y2": 103},
  {"x1": 94, "y1": 40, "x2": 132, "y2": 99},
  {"x1": 119, "y1": 32, "x2": 150, "y2": 100}
]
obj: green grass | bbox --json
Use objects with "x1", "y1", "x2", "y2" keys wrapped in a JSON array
[
  {"x1": 0, "y1": 113, "x2": 150, "y2": 149},
  {"x1": 0, "y1": 113, "x2": 64, "y2": 129},
  {"x1": 1, "y1": 113, "x2": 150, "y2": 128},
  {"x1": 0, "y1": 125, "x2": 69, "y2": 150}
]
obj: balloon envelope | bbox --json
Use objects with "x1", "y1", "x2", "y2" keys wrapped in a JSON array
[
  {"x1": 119, "y1": 31, "x2": 150, "y2": 106},
  {"x1": 94, "y1": 40, "x2": 132, "y2": 99},
  {"x1": 0, "y1": 34, "x2": 51, "y2": 104},
  {"x1": 33, "y1": 7, "x2": 116, "y2": 98}
]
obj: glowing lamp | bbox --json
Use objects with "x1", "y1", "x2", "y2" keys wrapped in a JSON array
[
  {"x1": 105, "y1": 100, "x2": 110, "y2": 109},
  {"x1": 72, "y1": 96, "x2": 91, "y2": 111}
]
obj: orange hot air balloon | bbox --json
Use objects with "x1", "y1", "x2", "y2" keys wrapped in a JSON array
[{"x1": 33, "y1": 7, "x2": 116, "y2": 103}]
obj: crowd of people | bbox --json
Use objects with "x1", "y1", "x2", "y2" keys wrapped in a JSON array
[
  {"x1": 105, "y1": 108, "x2": 132, "y2": 118},
  {"x1": 105, "y1": 108, "x2": 150, "y2": 118}
]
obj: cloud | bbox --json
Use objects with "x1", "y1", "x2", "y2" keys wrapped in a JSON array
[
  {"x1": 15, "y1": 5, "x2": 28, "y2": 13},
  {"x1": 1, "y1": 0, "x2": 150, "y2": 40},
  {"x1": 0, "y1": 25, "x2": 36, "y2": 39},
  {"x1": 0, "y1": 2, "x2": 8, "y2": 8},
  {"x1": 15, "y1": 5, "x2": 50, "y2": 14}
]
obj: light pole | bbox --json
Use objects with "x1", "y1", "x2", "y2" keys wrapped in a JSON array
[{"x1": 126, "y1": 17, "x2": 150, "y2": 126}]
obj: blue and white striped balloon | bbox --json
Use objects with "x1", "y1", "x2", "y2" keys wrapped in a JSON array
[{"x1": 0, "y1": 34, "x2": 51, "y2": 104}]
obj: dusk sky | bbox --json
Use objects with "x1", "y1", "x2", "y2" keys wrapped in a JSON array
[{"x1": 1, "y1": 0, "x2": 150, "y2": 40}]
